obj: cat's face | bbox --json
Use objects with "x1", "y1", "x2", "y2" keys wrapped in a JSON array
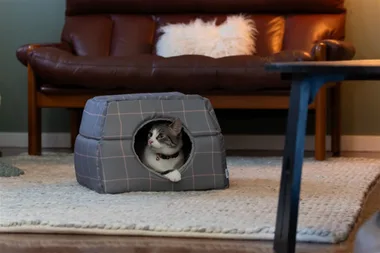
[{"x1": 147, "y1": 118, "x2": 183, "y2": 152}]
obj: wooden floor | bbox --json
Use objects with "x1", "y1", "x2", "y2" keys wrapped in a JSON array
[{"x1": 0, "y1": 148, "x2": 379, "y2": 253}]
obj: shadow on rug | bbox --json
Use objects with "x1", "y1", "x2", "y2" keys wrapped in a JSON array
[
  {"x1": 0, "y1": 152, "x2": 380, "y2": 244},
  {"x1": 0, "y1": 161, "x2": 24, "y2": 177}
]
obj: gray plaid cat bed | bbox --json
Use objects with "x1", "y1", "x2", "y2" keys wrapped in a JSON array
[{"x1": 74, "y1": 92, "x2": 229, "y2": 194}]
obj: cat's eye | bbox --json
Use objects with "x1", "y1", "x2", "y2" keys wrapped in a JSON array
[
  {"x1": 148, "y1": 132, "x2": 152, "y2": 137},
  {"x1": 157, "y1": 133, "x2": 163, "y2": 139}
]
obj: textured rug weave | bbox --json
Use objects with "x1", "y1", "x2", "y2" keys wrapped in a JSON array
[{"x1": 0, "y1": 153, "x2": 379, "y2": 244}]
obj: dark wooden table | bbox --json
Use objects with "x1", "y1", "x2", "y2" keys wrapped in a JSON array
[{"x1": 264, "y1": 60, "x2": 380, "y2": 253}]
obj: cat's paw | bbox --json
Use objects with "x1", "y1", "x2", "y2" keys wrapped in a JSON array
[{"x1": 165, "y1": 170, "x2": 181, "y2": 182}]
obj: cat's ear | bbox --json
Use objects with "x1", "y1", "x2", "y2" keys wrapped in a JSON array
[{"x1": 169, "y1": 118, "x2": 182, "y2": 136}]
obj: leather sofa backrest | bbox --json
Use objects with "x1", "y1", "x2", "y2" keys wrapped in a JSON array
[{"x1": 61, "y1": 0, "x2": 346, "y2": 57}]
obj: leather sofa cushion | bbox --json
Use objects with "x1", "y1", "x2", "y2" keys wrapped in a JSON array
[
  {"x1": 27, "y1": 47, "x2": 311, "y2": 93},
  {"x1": 283, "y1": 14, "x2": 346, "y2": 52},
  {"x1": 60, "y1": 13, "x2": 345, "y2": 58},
  {"x1": 61, "y1": 14, "x2": 288, "y2": 58}
]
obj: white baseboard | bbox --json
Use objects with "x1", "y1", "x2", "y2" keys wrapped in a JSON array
[
  {"x1": 0, "y1": 132, "x2": 379, "y2": 152},
  {"x1": 0, "y1": 132, "x2": 71, "y2": 149}
]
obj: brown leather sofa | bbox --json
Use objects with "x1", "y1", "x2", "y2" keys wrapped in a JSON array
[{"x1": 16, "y1": 0, "x2": 355, "y2": 159}]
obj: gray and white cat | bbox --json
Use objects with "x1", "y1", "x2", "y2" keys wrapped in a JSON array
[{"x1": 141, "y1": 118, "x2": 184, "y2": 182}]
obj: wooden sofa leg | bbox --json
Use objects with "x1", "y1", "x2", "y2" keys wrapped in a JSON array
[
  {"x1": 314, "y1": 85, "x2": 327, "y2": 161},
  {"x1": 28, "y1": 64, "x2": 42, "y2": 156},
  {"x1": 70, "y1": 109, "x2": 82, "y2": 151},
  {"x1": 331, "y1": 82, "x2": 341, "y2": 156}
]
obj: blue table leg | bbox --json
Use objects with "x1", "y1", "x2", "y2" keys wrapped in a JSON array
[{"x1": 273, "y1": 74, "x2": 345, "y2": 253}]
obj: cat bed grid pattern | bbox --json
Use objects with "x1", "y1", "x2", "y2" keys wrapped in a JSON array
[{"x1": 74, "y1": 92, "x2": 229, "y2": 194}]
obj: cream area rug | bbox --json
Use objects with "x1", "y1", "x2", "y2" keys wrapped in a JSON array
[{"x1": 0, "y1": 153, "x2": 379, "y2": 244}]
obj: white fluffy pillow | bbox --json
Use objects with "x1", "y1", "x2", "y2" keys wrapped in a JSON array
[{"x1": 155, "y1": 15, "x2": 258, "y2": 58}]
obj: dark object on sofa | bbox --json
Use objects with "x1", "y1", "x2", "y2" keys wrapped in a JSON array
[{"x1": 16, "y1": 0, "x2": 355, "y2": 159}]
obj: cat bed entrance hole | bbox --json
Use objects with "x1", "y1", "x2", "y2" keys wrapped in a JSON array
[{"x1": 133, "y1": 118, "x2": 194, "y2": 176}]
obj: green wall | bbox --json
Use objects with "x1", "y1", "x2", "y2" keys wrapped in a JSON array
[
  {"x1": 341, "y1": 0, "x2": 380, "y2": 135},
  {"x1": 0, "y1": 0, "x2": 379, "y2": 135},
  {"x1": 0, "y1": 0, "x2": 69, "y2": 133}
]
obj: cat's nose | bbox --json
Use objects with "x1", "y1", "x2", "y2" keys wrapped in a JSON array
[{"x1": 148, "y1": 140, "x2": 153, "y2": 145}]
